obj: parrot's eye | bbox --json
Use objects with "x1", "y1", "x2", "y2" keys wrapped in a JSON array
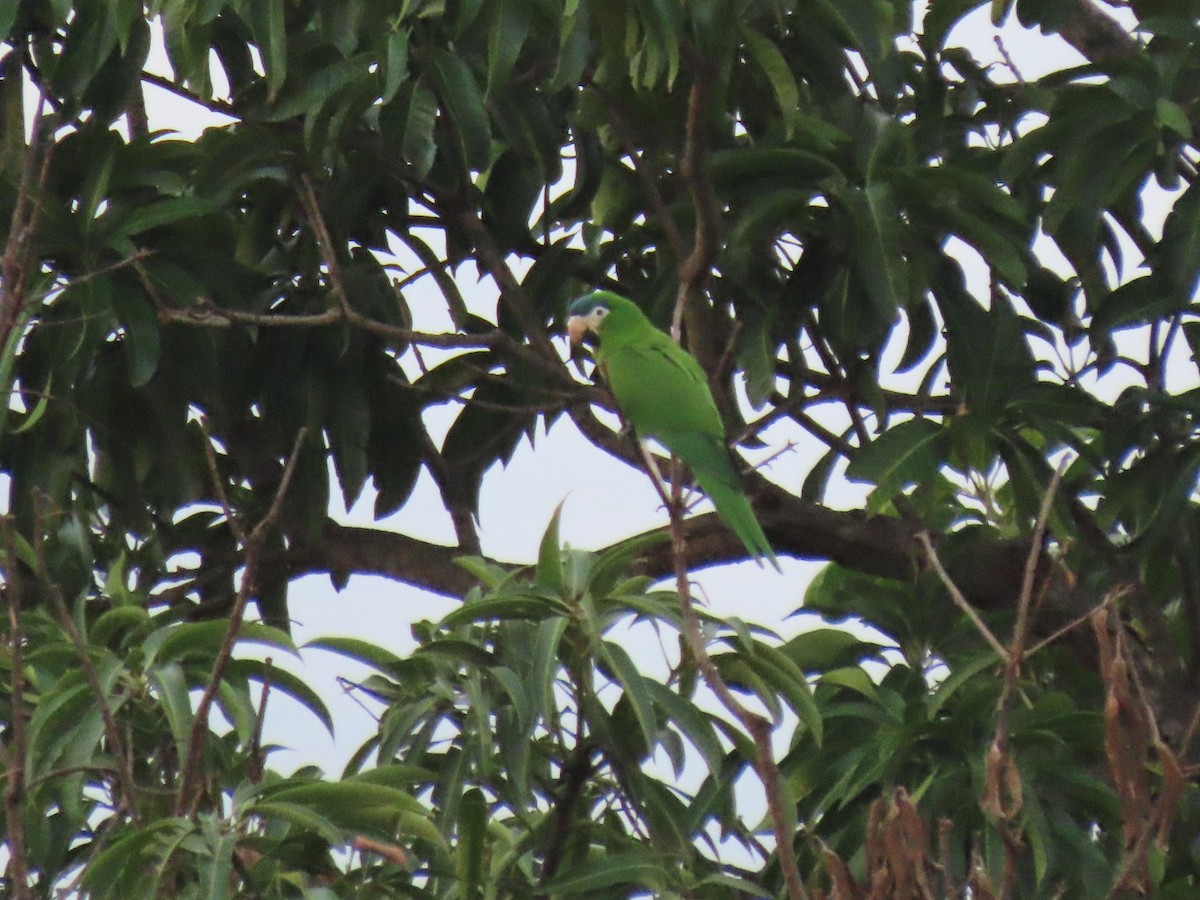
[{"x1": 593, "y1": 306, "x2": 608, "y2": 318}]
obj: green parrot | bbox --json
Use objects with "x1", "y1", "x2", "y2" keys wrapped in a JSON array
[{"x1": 567, "y1": 290, "x2": 780, "y2": 571}]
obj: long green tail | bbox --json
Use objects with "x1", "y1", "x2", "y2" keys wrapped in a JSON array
[{"x1": 658, "y1": 431, "x2": 781, "y2": 572}]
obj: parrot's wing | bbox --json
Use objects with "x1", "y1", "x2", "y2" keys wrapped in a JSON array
[{"x1": 599, "y1": 337, "x2": 724, "y2": 439}]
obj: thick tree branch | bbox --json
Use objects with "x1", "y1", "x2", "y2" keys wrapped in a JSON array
[{"x1": 1059, "y1": 0, "x2": 1139, "y2": 64}]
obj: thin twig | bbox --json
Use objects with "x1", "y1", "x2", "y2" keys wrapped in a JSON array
[
  {"x1": 982, "y1": 462, "x2": 1067, "y2": 861},
  {"x1": 993, "y1": 35, "x2": 1026, "y2": 84},
  {"x1": 1010, "y1": 460, "x2": 1068, "y2": 671},
  {"x1": 175, "y1": 427, "x2": 309, "y2": 816},
  {"x1": 139, "y1": 71, "x2": 237, "y2": 117},
  {"x1": 0, "y1": 90, "x2": 54, "y2": 353},
  {"x1": 917, "y1": 532, "x2": 1009, "y2": 660},
  {"x1": 601, "y1": 92, "x2": 686, "y2": 262},
  {"x1": 1025, "y1": 586, "x2": 1127, "y2": 657},
  {"x1": 26, "y1": 507, "x2": 142, "y2": 822},
  {"x1": 247, "y1": 658, "x2": 273, "y2": 784},
  {"x1": 156, "y1": 292, "x2": 581, "y2": 398},
  {"x1": 297, "y1": 175, "x2": 353, "y2": 317}
]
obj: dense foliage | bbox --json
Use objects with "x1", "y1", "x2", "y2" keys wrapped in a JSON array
[{"x1": 3, "y1": 0, "x2": 1200, "y2": 896}]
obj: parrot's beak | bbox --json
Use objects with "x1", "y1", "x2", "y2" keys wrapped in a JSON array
[{"x1": 567, "y1": 316, "x2": 589, "y2": 345}]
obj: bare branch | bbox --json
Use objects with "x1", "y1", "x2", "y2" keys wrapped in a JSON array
[
  {"x1": 297, "y1": 174, "x2": 354, "y2": 318},
  {"x1": 917, "y1": 532, "x2": 1009, "y2": 660},
  {"x1": 672, "y1": 67, "x2": 721, "y2": 366},
  {"x1": 0, "y1": 90, "x2": 54, "y2": 355},
  {"x1": 139, "y1": 71, "x2": 238, "y2": 118},
  {"x1": 176, "y1": 427, "x2": 309, "y2": 816},
  {"x1": 1059, "y1": 0, "x2": 1139, "y2": 64}
]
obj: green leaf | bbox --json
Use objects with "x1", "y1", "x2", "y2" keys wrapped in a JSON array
[
  {"x1": 528, "y1": 616, "x2": 567, "y2": 727},
  {"x1": 441, "y1": 592, "x2": 570, "y2": 627},
  {"x1": 418, "y1": 638, "x2": 499, "y2": 668},
  {"x1": 265, "y1": 54, "x2": 369, "y2": 121},
  {"x1": 385, "y1": 77, "x2": 439, "y2": 180},
  {"x1": 148, "y1": 661, "x2": 194, "y2": 767},
  {"x1": 111, "y1": 289, "x2": 160, "y2": 387},
  {"x1": 587, "y1": 534, "x2": 671, "y2": 602},
  {"x1": 381, "y1": 30, "x2": 409, "y2": 103},
  {"x1": 104, "y1": 197, "x2": 215, "y2": 239},
  {"x1": 737, "y1": 310, "x2": 776, "y2": 411},
  {"x1": 249, "y1": 800, "x2": 343, "y2": 843},
  {"x1": 427, "y1": 49, "x2": 491, "y2": 171},
  {"x1": 329, "y1": 383, "x2": 371, "y2": 510},
  {"x1": 82, "y1": 821, "x2": 181, "y2": 896},
  {"x1": 541, "y1": 850, "x2": 667, "y2": 894},
  {"x1": 842, "y1": 182, "x2": 907, "y2": 321},
  {"x1": 630, "y1": 0, "x2": 682, "y2": 88},
  {"x1": 226, "y1": 658, "x2": 335, "y2": 736},
  {"x1": 741, "y1": 642, "x2": 823, "y2": 745},
  {"x1": 13, "y1": 377, "x2": 53, "y2": 434},
  {"x1": 739, "y1": 26, "x2": 800, "y2": 138},
  {"x1": 144, "y1": 620, "x2": 298, "y2": 667},
  {"x1": 0, "y1": 4, "x2": 17, "y2": 40},
  {"x1": 200, "y1": 816, "x2": 237, "y2": 900},
  {"x1": 486, "y1": 0, "x2": 532, "y2": 96},
  {"x1": 262, "y1": 781, "x2": 446, "y2": 846},
  {"x1": 710, "y1": 147, "x2": 842, "y2": 189},
  {"x1": 643, "y1": 681, "x2": 724, "y2": 774},
  {"x1": 814, "y1": 0, "x2": 896, "y2": 95},
  {"x1": 456, "y1": 788, "x2": 487, "y2": 900},
  {"x1": 305, "y1": 636, "x2": 404, "y2": 671},
  {"x1": 247, "y1": 0, "x2": 287, "y2": 96},
  {"x1": 92, "y1": 605, "x2": 151, "y2": 647},
  {"x1": 921, "y1": 0, "x2": 987, "y2": 49},
  {"x1": 936, "y1": 281, "x2": 1036, "y2": 415},
  {"x1": 552, "y1": 0, "x2": 591, "y2": 90},
  {"x1": 600, "y1": 640, "x2": 659, "y2": 756},
  {"x1": 534, "y1": 502, "x2": 566, "y2": 593},
  {"x1": 846, "y1": 418, "x2": 950, "y2": 513},
  {"x1": 398, "y1": 228, "x2": 470, "y2": 325},
  {"x1": 781, "y1": 628, "x2": 881, "y2": 672},
  {"x1": 1151, "y1": 175, "x2": 1200, "y2": 300}
]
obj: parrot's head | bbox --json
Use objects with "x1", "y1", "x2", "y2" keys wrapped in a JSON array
[{"x1": 567, "y1": 290, "x2": 629, "y2": 344}]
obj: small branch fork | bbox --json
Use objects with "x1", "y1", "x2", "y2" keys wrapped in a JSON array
[{"x1": 174, "y1": 426, "x2": 309, "y2": 817}]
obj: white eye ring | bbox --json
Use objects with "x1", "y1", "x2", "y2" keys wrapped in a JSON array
[{"x1": 593, "y1": 306, "x2": 608, "y2": 318}]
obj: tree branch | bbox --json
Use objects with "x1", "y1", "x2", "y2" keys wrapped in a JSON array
[
  {"x1": 672, "y1": 61, "x2": 722, "y2": 370},
  {"x1": 175, "y1": 427, "x2": 309, "y2": 816},
  {"x1": 1059, "y1": 0, "x2": 1139, "y2": 64}
]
